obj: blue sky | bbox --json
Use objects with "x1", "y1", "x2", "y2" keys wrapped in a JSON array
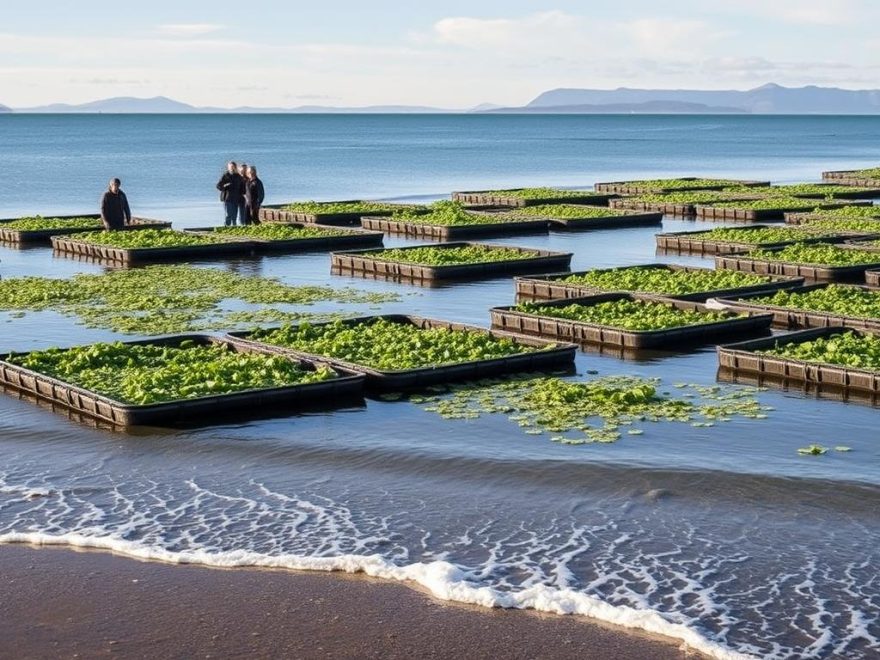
[{"x1": 1, "y1": 1, "x2": 877, "y2": 107}]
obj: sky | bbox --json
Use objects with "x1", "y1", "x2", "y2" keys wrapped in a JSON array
[{"x1": 1, "y1": 0, "x2": 878, "y2": 108}]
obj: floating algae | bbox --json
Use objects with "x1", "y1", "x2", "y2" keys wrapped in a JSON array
[
  {"x1": 0, "y1": 265, "x2": 400, "y2": 335},
  {"x1": 415, "y1": 374, "x2": 771, "y2": 445}
]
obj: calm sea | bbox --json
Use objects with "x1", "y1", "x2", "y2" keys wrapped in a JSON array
[{"x1": 1, "y1": 114, "x2": 879, "y2": 659}]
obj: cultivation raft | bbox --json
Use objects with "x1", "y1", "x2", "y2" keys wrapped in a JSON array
[
  {"x1": 490, "y1": 292, "x2": 773, "y2": 349},
  {"x1": 0, "y1": 335, "x2": 365, "y2": 427},
  {"x1": 227, "y1": 315, "x2": 577, "y2": 392},
  {"x1": 330, "y1": 242, "x2": 573, "y2": 282}
]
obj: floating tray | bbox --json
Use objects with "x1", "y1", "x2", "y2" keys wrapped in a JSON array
[
  {"x1": 717, "y1": 327, "x2": 880, "y2": 393},
  {"x1": 717, "y1": 368, "x2": 880, "y2": 407},
  {"x1": 0, "y1": 215, "x2": 171, "y2": 245},
  {"x1": 226, "y1": 315, "x2": 576, "y2": 392},
  {"x1": 714, "y1": 283, "x2": 880, "y2": 331},
  {"x1": 694, "y1": 200, "x2": 870, "y2": 222},
  {"x1": 184, "y1": 223, "x2": 383, "y2": 253},
  {"x1": 784, "y1": 211, "x2": 880, "y2": 225},
  {"x1": 490, "y1": 292, "x2": 773, "y2": 349},
  {"x1": 259, "y1": 201, "x2": 425, "y2": 226},
  {"x1": 714, "y1": 249, "x2": 880, "y2": 283},
  {"x1": 541, "y1": 209, "x2": 662, "y2": 230},
  {"x1": 822, "y1": 170, "x2": 880, "y2": 188},
  {"x1": 0, "y1": 334, "x2": 365, "y2": 426},
  {"x1": 608, "y1": 196, "x2": 762, "y2": 217},
  {"x1": 593, "y1": 178, "x2": 769, "y2": 195},
  {"x1": 514, "y1": 264, "x2": 803, "y2": 303},
  {"x1": 359, "y1": 214, "x2": 549, "y2": 240},
  {"x1": 330, "y1": 242, "x2": 572, "y2": 282},
  {"x1": 451, "y1": 189, "x2": 612, "y2": 208},
  {"x1": 655, "y1": 226, "x2": 867, "y2": 255},
  {"x1": 866, "y1": 269, "x2": 880, "y2": 287},
  {"x1": 51, "y1": 233, "x2": 255, "y2": 264}
]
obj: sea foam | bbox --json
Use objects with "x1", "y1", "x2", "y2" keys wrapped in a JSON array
[{"x1": 0, "y1": 530, "x2": 753, "y2": 660}]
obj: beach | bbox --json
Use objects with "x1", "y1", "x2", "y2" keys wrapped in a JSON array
[{"x1": 0, "y1": 545, "x2": 697, "y2": 659}]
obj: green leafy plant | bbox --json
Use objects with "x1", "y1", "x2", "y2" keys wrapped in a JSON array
[
  {"x1": 622, "y1": 191, "x2": 760, "y2": 204},
  {"x1": 6, "y1": 341, "x2": 336, "y2": 405},
  {"x1": 475, "y1": 187, "x2": 602, "y2": 200},
  {"x1": 249, "y1": 318, "x2": 538, "y2": 370},
  {"x1": 797, "y1": 444, "x2": 828, "y2": 455},
  {"x1": 363, "y1": 245, "x2": 536, "y2": 266},
  {"x1": 506, "y1": 204, "x2": 628, "y2": 219},
  {"x1": 2, "y1": 216, "x2": 102, "y2": 231},
  {"x1": 706, "y1": 197, "x2": 833, "y2": 210},
  {"x1": 559, "y1": 267, "x2": 772, "y2": 295},
  {"x1": 513, "y1": 298, "x2": 738, "y2": 331},
  {"x1": 745, "y1": 243, "x2": 880, "y2": 266},
  {"x1": 66, "y1": 229, "x2": 225, "y2": 248},
  {"x1": 0, "y1": 265, "x2": 399, "y2": 335},
  {"x1": 751, "y1": 284, "x2": 880, "y2": 320},
  {"x1": 416, "y1": 375, "x2": 771, "y2": 444},
  {"x1": 388, "y1": 201, "x2": 534, "y2": 226},
  {"x1": 208, "y1": 225, "x2": 351, "y2": 239},
  {"x1": 281, "y1": 201, "x2": 424, "y2": 214},
  {"x1": 608, "y1": 178, "x2": 757, "y2": 191},
  {"x1": 724, "y1": 184, "x2": 877, "y2": 198},
  {"x1": 761, "y1": 330, "x2": 880, "y2": 370},
  {"x1": 683, "y1": 226, "x2": 846, "y2": 244}
]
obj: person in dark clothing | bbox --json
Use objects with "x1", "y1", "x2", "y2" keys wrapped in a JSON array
[
  {"x1": 100, "y1": 178, "x2": 132, "y2": 230},
  {"x1": 216, "y1": 161, "x2": 245, "y2": 226},
  {"x1": 243, "y1": 165, "x2": 265, "y2": 225},
  {"x1": 237, "y1": 162, "x2": 249, "y2": 225}
]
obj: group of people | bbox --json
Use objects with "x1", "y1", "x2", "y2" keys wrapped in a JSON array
[
  {"x1": 98, "y1": 161, "x2": 266, "y2": 230},
  {"x1": 216, "y1": 161, "x2": 265, "y2": 226}
]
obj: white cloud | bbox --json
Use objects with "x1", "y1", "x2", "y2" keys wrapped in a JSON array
[
  {"x1": 157, "y1": 23, "x2": 225, "y2": 37},
  {"x1": 713, "y1": 0, "x2": 863, "y2": 25}
]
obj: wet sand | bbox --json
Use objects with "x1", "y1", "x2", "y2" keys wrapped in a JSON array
[{"x1": 0, "y1": 546, "x2": 703, "y2": 659}]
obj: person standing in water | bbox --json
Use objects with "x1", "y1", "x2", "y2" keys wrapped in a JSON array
[
  {"x1": 216, "y1": 161, "x2": 245, "y2": 226},
  {"x1": 100, "y1": 177, "x2": 132, "y2": 230},
  {"x1": 243, "y1": 165, "x2": 265, "y2": 225}
]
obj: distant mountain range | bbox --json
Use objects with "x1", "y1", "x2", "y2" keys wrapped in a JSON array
[
  {"x1": 5, "y1": 84, "x2": 880, "y2": 114},
  {"x1": 9, "y1": 96, "x2": 459, "y2": 114},
  {"x1": 508, "y1": 83, "x2": 880, "y2": 114}
]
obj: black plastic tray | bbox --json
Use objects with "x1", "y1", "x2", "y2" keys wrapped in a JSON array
[
  {"x1": 359, "y1": 214, "x2": 549, "y2": 240},
  {"x1": 0, "y1": 334, "x2": 365, "y2": 426},
  {"x1": 330, "y1": 241, "x2": 572, "y2": 282},
  {"x1": 717, "y1": 327, "x2": 880, "y2": 393},
  {"x1": 226, "y1": 315, "x2": 577, "y2": 392},
  {"x1": 0, "y1": 215, "x2": 171, "y2": 245},
  {"x1": 490, "y1": 292, "x2": 773, "y2": 349},
  {"x1": 655, "y1": 225, "x2": 868, "y2": 255},
  {"x1": 184, "y1": 224, "x2": 383, "y2": 253},
  {"x1": 713, "y1": 283, "x2": 880, "y2": 332},
  {"x1": 715, "y1": 248, "x2": 880, "y2": 283},
  {"x1": 594, "y1": 178, "x2": 769, "y2": 195},
  {"x1": 514, "y1": 264, "x2": 803, "y2": 303},
  {"x1": 451, "y1": 189, "x2": 612, "y2": 208},
  {"x1": 259, "y1": 201, "x2": 425, "y2": 226},
  {"x1": 51, "y1": 233, "x2": 255, "y2": 264}
]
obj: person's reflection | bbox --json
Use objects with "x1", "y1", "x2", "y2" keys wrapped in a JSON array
[{"x1": 224, "y1": 256, "x2": 264, "y2": 278}]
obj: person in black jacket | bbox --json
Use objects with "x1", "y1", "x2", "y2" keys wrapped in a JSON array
[
  {"x1": 100, "y1": 178, "x2": 132, "y2": 230},
  {"x1": 243, "y1": 165, "x2": 265, "y2": 225},
  {"x1": 216, "y1": 161, "x2": 245, "y2": 226}
]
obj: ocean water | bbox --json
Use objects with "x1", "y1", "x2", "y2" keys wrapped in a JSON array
[{"x1": 1, "y1": 114, "x2": 879, "y2": 659}]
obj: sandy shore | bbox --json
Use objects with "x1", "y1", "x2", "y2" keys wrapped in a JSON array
[{"x1": 0, "y1": 545, "x2": 704, "y2": 659}]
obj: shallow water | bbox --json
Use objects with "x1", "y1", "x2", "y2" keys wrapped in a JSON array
[{"x1": 0, "y1": 114, "x2": 879, "y2": 659}]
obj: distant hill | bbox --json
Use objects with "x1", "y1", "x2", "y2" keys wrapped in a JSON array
[
  {"x1": 522, "y1": 84, "x2": 880, "y2": 114},
  {"x1": 14, "y1": 96, "x2": 460, "y2": 114},
  {"x1": 0, "y1": 103, "x2": 11, "y2": 113},
  {"x1": 484, "y1": 101, "x2": 746, "y2": 114}
]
